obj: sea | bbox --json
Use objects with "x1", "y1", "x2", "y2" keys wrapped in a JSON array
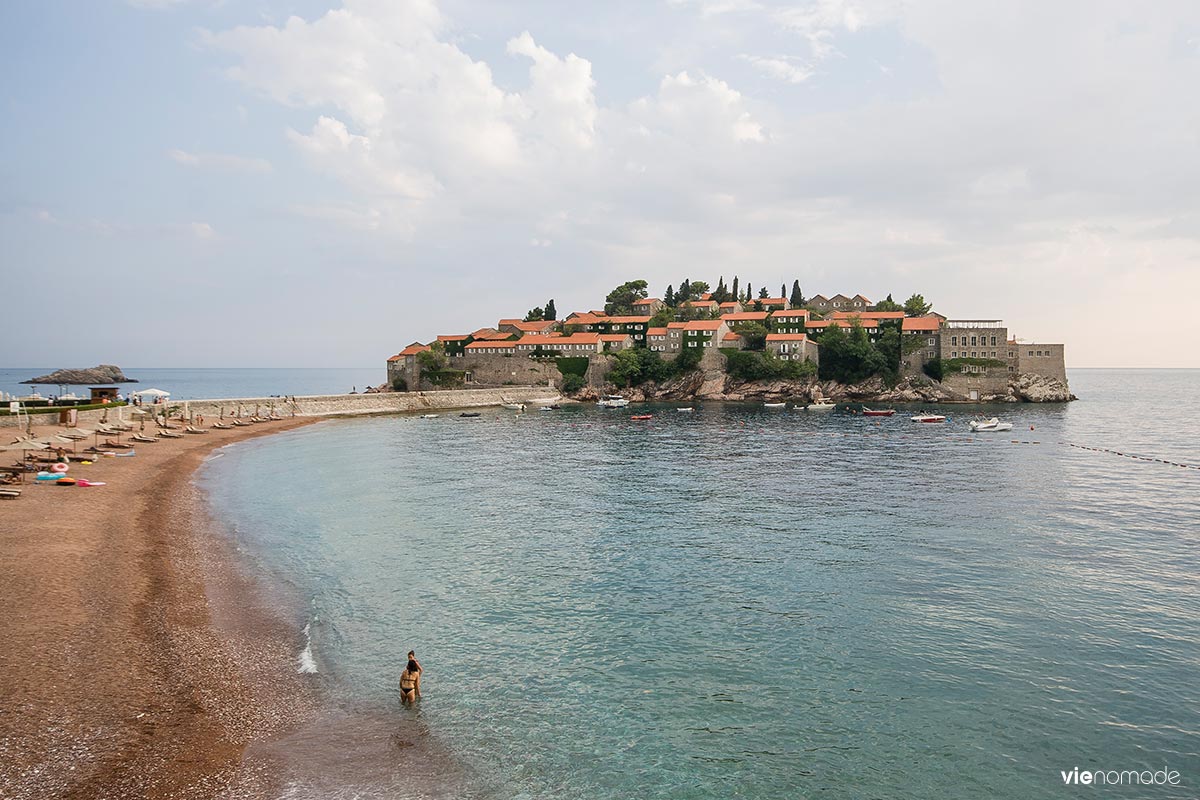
[
  {"x1": 0, "y1": 367, "x2": 384, "y2": 401},
  {"x1": 186, "y1": 369, "x2": 1200, "y2": 799}
]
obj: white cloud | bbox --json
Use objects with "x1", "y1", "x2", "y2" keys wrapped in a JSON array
[
  {"x1": 167, "y1": 148, "x2": 272, "y2": 173},
  {"x1": 667, "y1": 0, "x2": 762, "y2": 17},
  {"x1": 739, "y1": 54, "x2": 814, "y2": 84}
]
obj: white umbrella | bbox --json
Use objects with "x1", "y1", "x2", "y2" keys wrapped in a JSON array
[{"x1": 132, "y1": 388, "x2": 171, "y2": 398}]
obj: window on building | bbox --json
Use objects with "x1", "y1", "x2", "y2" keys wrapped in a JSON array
[
  {"x1": 1028, "y1": 350, "x2": 1034, "y2": 356},
  {"x1": 927, "y1": 337, "x2": 936, "y2": 346},
  {"x1": 971, "y1": 336, "x2": 978, "y2": 346},
  {"x1": 991, "y1": 336, "x2": 997, "y2": 346},
  {"x1": 951, "y1": 335, "x2": 958, "y2": 346}
]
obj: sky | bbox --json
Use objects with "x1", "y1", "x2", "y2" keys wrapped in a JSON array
[{"x1": 3, "y1": 0, "x2": 1199, "y2": 368}]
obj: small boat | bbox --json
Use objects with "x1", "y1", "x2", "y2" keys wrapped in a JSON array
[
  {"x1": 910, "y1": 414, "x2": 946, "y2": 423},
  {"x1": 530, "y1": 396, "x2": 562, "y2": 406},
  {"x1": 806, "y1": 401, "x2": 836, "y2": 410},
  {"x1": 969, "y1": 417, "x2": 1013, "y2": 432},
  {"x1": 764, "y1": 402, "x2": 786, "y2": 409},
  {"x1": 459, "y1": 412, "x2": 482, "y2": 418},
  {"x1": 597, "y1": 395, "x2": 630, "y2": 408},
  {"x1": 419, "y1": 414, "x2": 439, "y2": 419},
  {"x1": 630, "y1": 414, "x2": 653, "y2": 420},
  {"x1": 501, "y1": 403, "x2": 526, "y2": 411},
  {"x1": 676, "y1": 407, "x2": 694, "y2": 413},
  {"x1": 862, "y1": 407, "x2": 895, "y2": 417},
  {"x1": 538, "y1": 406, "x2": 555, "y2": 412}
]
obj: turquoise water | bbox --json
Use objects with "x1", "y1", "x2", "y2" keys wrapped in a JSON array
[
  {"x1": 0, "y1": 367, "x2": 383, "y2": 400},
  {"x1": 201, "y1": 370, "x2": 1200, "y2": 799}
]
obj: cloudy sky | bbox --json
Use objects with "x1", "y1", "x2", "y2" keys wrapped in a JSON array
[{"x1": 3, "y1": 0, "x2": 1198, "y2": 368}]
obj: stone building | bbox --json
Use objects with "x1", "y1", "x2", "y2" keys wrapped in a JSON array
[
  {"x1": 682, "y1": 319, "x2": 730, "y2": 351},
  {"x1": 901, "y1": 316, "x2": 942, "y2": 374},
  {"x1": 632, "y1": 298, "x2": 665, "y2": 315},
  {"x1": 1009, "y1": 342, "x2": 1067, "y2": 382},
  {"x1": 771, "y1": 309, "x2": 810, "y2": 334},
  {"x1": 386, "y1": 343, "x2": 429, "y2": 390},
  {"x1": 765, "y1": 334, "x2": 820, "y2": 365},
  {"x1": 646, "y1": 326, "x2": 670, "y2": 353},
  {"x1": 940, "y1": 320, "x2": 1009, "y2": 360},
  {"x1": 718, "y1": 301, "x2": 743, "y2": 315}
]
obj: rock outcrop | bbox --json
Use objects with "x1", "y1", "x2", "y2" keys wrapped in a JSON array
[
  {"x1": 569, "y1": 372, "x2": 1074, "y2": 404},
  {"x1": 22, "y1": 365, "x2": 136, "y2": 385}
]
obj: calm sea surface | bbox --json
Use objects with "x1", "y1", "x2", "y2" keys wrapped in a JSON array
[
  {"x1": 200, "y1": 369, "x2": 1199, "y2": 799},
  {"x1": 0, "y1": 367, "x2": 383, "y2": 400}
]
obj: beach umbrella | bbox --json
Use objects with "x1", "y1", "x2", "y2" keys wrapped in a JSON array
[{"x1": 132, "y1": 388, "x2": 171, "y2": 398}]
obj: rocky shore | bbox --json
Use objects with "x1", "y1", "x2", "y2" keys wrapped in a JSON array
[{"x1": 576, "y1": 371, "x2": 1075, "y2": 404}]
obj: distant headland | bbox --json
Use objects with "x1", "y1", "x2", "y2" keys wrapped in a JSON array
[
  {"x1": 22, "y1": 365, "x2": 137, "y2": 385},
  {"x1": 386, "y1": 279, "x2": 1073, "y2": 403}
]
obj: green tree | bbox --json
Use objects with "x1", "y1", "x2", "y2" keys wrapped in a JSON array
[
  {"x1": 758, "y1": 286, "x2": 769, "y2": 299},
  {"x1": 689, "y1": 280, "x2": 710, "y2": 300},
  {"x1": 605, "y1": 279, "x2": 650, "y2": 315},
  {"x1": 664, "y1": 284, "x2": 676, "y2": 307},
  {"x1": 732, "y1": 321, "x2": 769, "y2": 350},
  {"x1": 789, "y1": 280, "x2": 804, "y2": 309},
  {"x1": 904, "y1": 293, "x2": 932, "y2": 316},
  {"x1": 874, "y1": 293, "x2": 903, "y2": 312},
  {"x1": 731, "y1": 275, "x2": 739, "y2": 301},
  {"x1": 545, "y1": 299, "x2": 557, "y2": 321},
  {"x1": 674, "y1": 344, "x2": 703, "y2": 372},
  {"x1": 650, "y1": 306, "x2": 676, "y2": 328},
  {"x1": 678, "y1": 279, "x2": 692, "y2": 305},
  {"x1": 712, "y1": 276, "x2": 728, "y2": 303},
  {"x1": 524, "y1": 307, "x2": 545, "y2": 321},
  {"x1": 745, "y1": 282, "x2": 753, "y2": 301},
  {"x1": 781, "y1": 284, "x2": 786, "y2": 301}
]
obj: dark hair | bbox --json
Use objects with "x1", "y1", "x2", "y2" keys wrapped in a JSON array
[
  {"x1": 408, "y1": 650, "x2": 416, "y2": 658},
  {"x1": 407, "y1": 659, "x2": 419, "y2": 673}
]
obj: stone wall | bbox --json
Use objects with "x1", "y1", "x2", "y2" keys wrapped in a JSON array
[
  {"x1": 1013, "y1": 343, "x2": 1067, "y2": 383},
  {"x1": 940, "y1": 365, "x2": 1010, "y2": 400},
  {"x1": 0, "y1": 388, "x2": 564, "y2": 428}
]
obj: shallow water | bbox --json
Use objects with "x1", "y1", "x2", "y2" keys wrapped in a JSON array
[{"x1": 201, "y1": 369, "x2": 1200, "y2": 799}]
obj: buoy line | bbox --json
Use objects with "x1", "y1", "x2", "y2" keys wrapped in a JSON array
[{"x1": 1062, "y1": 442, "x2": 1200, "y2": 470}]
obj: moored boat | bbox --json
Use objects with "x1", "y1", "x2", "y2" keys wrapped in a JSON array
[
  {"x1": 501, "y1": 403, "x2": 526, "y2": 411},
  {"x1": 910, "y1": 413, "x2": 946, "y2": 423},
  {"x1": 459, "y1": 412, "x2": 482, "y2": 418},
  {"x1": 676, "y1": 407, "x2": 694, "y2": 413},
  {"x1": 764, "y1": 402, "x2": 787, "y2": 409},
  {"x1": 597, "y1": 395, "x2": 630, "y2": 408},
  {"x1": 806, "y1": 401, "x2": 835, "y2": 410},
  {"x1": 630, "y1": 414, "x2": 653, "y2": 420},
  {"x1": 969, "y1": 417, "x2": 1013, "y2": 432},
  {"x1": 861, "y1": 407, "x2": 895, "y2": 417}
]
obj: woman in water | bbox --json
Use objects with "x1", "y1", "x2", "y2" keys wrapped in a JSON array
[{"x1": 399, "y1": 658, "x2": 421, "y2": 705}]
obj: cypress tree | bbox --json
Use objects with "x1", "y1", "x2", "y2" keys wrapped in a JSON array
[
  {"x1": 545, "y1": 299, "x2": 557, "y2": 321},
  {"x1": 790, "y1": 280, "x2": 804, "y2": 308},
  {"x1": 731, "y1": 276, "x2": 739, "y2": 302},
  {"x1": 781, "y1": 284, "x2": 786, "y2": 301},
  {"x1": 746, "y1": 282, "x2": 752, "y2": 302},
  {"x1": 679, "y1": 278, "x2": 692, "y2": 304},
  {"x1": 664, "y1": 284, "x2": 676, "y2": 307}
]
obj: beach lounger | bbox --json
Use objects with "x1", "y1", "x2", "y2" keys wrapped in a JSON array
[
  {"x1": 104, "y1": 439, "x2": 133, "y2": 449},
  {"x1": 184, "y1": 426, "x2": 208, "y2": 434},
  {"x1": 211, "y1": 422, "x2": 232, "y2": 429},
  {"x1": 158, "y1": 430, "x2": 183, "y2": 439},
  {"x1": 131, "y1": 434, "x2": 158, "y2": 443},
  {"x1": 231, "y1": 419, "x2": 249, "y2": 427},
  {"x1": 0, "y1": 489, "x2": 20, "y2": 499}
]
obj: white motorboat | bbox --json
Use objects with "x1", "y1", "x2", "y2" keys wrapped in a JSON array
[
  {"x1": 969, "y1": 417, "x2": 1013, "y2": 432},
  {"x1": 597, "y1": 395, "x2": 630, "y2": 408},
  {"x1": 806, "y1": 401, "x2": 836, "y2": 410},
  {"x1": 419, "y1": 414, "x2": 439, "y2": 419},
  {"x1": 501, "y1": 403, "x2": 526, "y2": 411},
  {"x1": 676, "y1": 407, "x2": 695, "y2": 413},
  {"x1": 911, "y1": 413, "x2": 946, "y2": 423},
  {"x1": 764, "y1": 402, "x2": 787, "y2": 409}
]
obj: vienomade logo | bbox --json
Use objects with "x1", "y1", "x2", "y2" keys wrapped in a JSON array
[{"x1": 1060, "y1": 766, "x2": 1181, "y2": 787}]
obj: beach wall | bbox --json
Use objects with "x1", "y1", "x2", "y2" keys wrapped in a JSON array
[{"x1": 0, "y1": 387, "x2": 562, "y2": 428}]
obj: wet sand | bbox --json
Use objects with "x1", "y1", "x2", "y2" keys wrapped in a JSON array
[{"x1": 0, "y1": 419, "x2": 328, "y2": 798}]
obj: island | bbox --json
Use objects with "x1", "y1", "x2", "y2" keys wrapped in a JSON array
[
  {"x1": 22, "y1": 365, "x2": 137, "y2": 385},
  {"x1": 385, "y1": 279, "x2": 1073, "y2": 403}
]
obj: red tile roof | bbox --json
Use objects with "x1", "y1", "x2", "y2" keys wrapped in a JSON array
[
  {"x1": 516, "y1": 333, "x2": 601, "y2": 346},
  {"x1": 497, "y1": 318, "x2": 523, "y2": 326},
  {"x1": 512, "y1": 320, "x2": 559, "y2": 332},
  {"x1": 632, "y1": 298, "x2": 661, "y2": 306},
  {"x1": 388, "y1": 343, "x2": 430, "y2": 361},
  {"x1": 437, "y1": 334, "x2": 470, "y2": 341},
  {"x1": 766, "y1": 333, "x2": 809, "y2": 341},
  {"x1": 603, "y1": 315, "x2": 652, "y2": 323},
  {"x1": 469, "y1": 327, "x2": 499, "y2": 338},
  {"x1": 647, "y1": 327, "x2": 668, "y2": 335},
  {"x1": 719, "y1": 301, "x2": 741, "y2": 309},
  {"x1": 832, "y1": 310, "x2": 904, "y2": 320},
  {"x1": 902, "y1": 316, "x2": 942, "y2": 332},
  {"x1": 667, "y1": 321, "x2": 688, "y2": 329},
  {"x1": 772, "y1": 309, "x2": 809, "y2": 318},
  {"x1": 721, "y1": 312, "x2": 769, "y2": 322},
  {"x1": 723, "y1": 332, "x2": 742, "y2": 341},
  {"x1": 600, "y1": 334, "x2": 630, "y2": 342},
  {"x1": 465, "y1": 340, "x2": 516, "y2": 350},
  {"x1": 684, "y1": 319, "x2": 724, "y2": 331},
  {"x1": 758, "y1": 297, "x2": 788, "y2": 306}
]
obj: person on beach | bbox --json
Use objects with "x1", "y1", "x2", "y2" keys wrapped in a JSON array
[
  {"x1": 55, "y1": 447, "x2": 68, "y2": 464},
  {"x1": 399, "y1": 658, "x2": 422, "y2": 705}
]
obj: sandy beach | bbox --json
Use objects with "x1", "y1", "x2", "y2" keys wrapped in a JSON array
[{"x1": 0, "y1": 418, "x2": 323, "y2": 799}]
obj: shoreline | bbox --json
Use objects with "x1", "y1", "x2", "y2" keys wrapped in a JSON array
[
  {"x1": 1, "y1": 415, "x2": 476, "y2": 798},
  {"x1": 0, "y1": 418, "x2": 326, "y2": 798}
]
